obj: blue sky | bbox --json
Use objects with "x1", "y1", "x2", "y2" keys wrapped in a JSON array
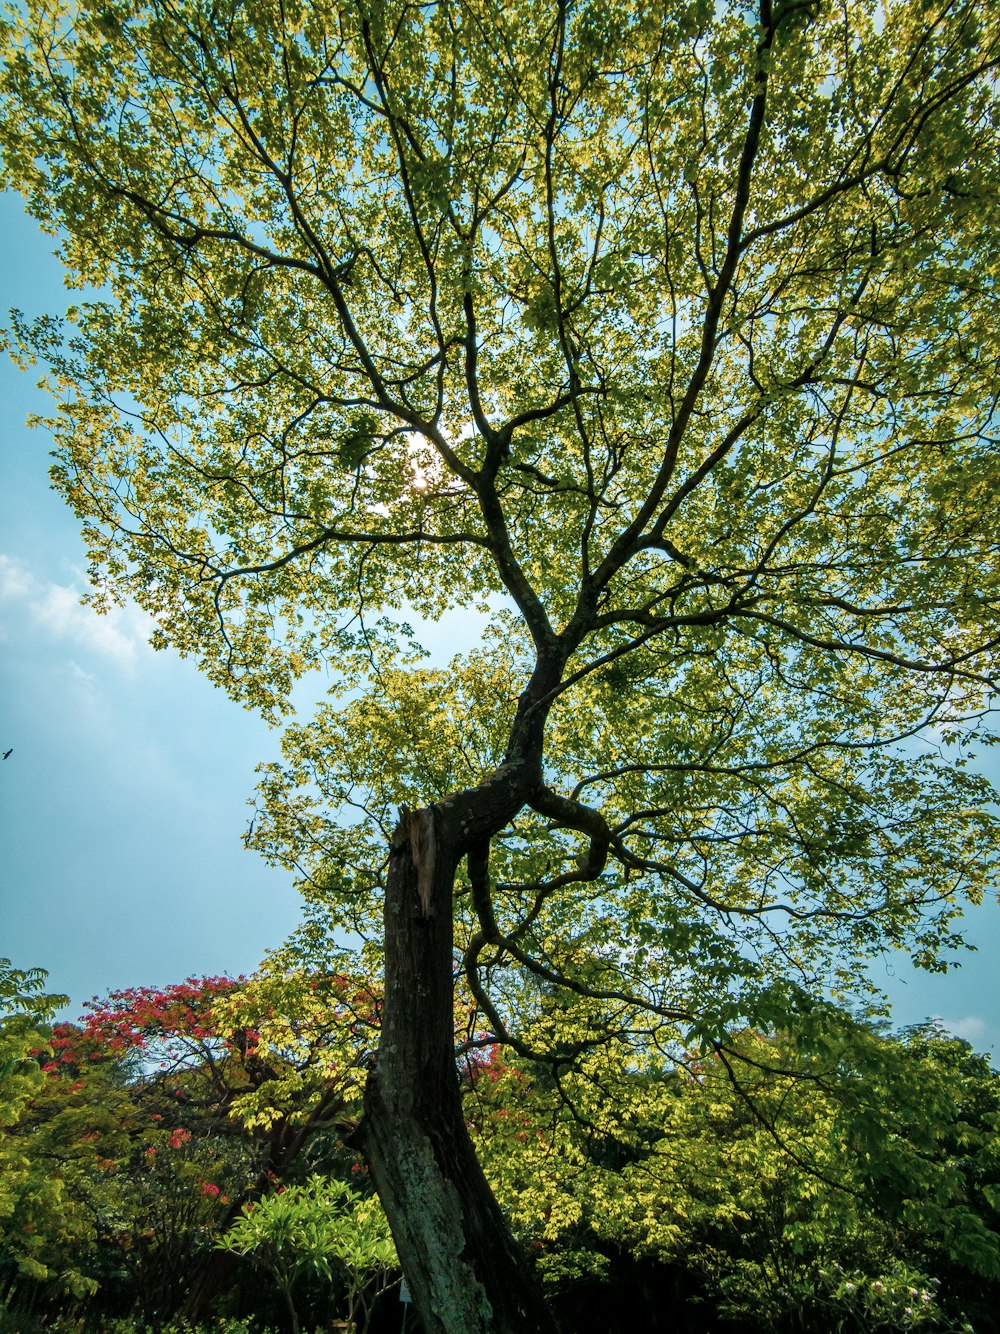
[
  {"x1": 1, "y1": 189, "x2": 998, "y2": 1058},
  {"x1": 0, "y1": 196, "x2": 301, "y2": 1001}
]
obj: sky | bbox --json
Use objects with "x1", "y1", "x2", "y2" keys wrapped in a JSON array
[
  {"x1": 1, "y1": 189, "x2": 999, "y2": 1058},
  {"x1": 0, "y1": 194, "x2": 301, "y2": 1004}
]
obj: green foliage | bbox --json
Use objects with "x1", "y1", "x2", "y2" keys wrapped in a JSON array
[
  {"x1": 0, "y1": 977, "x2": 305, "y2": 1328},
  {"x1": 0, "y1": 965, "x2": 387, "y2": 1332},
  {"x1": 9, "y1": 1321, "x2": 278, "y2": 1334},
  {"x1": 3, "y1": 0, "x2": 1000, "y2": 1322},
  {"x1": 0, "y1": 962, "x2": 79, "y2": 1299},
  {"x1": 468, "y1": 1017, "x2": 1000, "y2": 1331},
  {"x1": 207, "y1": 966, "x2": 375, "y2": 1137},
  {"x1": 219, "y1": 1175, "x2": 396, "y2": 1334},
  {"x1": 3, "y1": 961, "x2": 1000, "y2": 1332},
  {"x1": 0, "y1": 959, "x2": 67, "y2": 1128},
  {"x1": 0, "y1": 1021, "x2": 248, "y2": 1323}
]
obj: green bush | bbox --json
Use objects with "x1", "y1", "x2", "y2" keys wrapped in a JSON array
[{"x1": 0, "y1": 1318, "x2": 280, "y2": 1334}]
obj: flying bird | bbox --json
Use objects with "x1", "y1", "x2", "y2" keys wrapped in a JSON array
[{"x1": 1, "y1": 749, "x2": 12, "y2": 761}]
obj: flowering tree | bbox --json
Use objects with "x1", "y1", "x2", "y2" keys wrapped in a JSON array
[
  {"x1": 4, "y1": 0, "x2": 1000, "y2": 1328},
  {"x1": 74, "y1": 971, "x2": 377, "y2": 1319},
  {"x1": 0, "y1": 970, "x2": 376, "y2": 1325},
  {"x1": 74, "y1": 970, "x2": 375, "y2": 1142},
  {"x1": 1, "y1": 1003, "x2": 250, "y2": 1324}
]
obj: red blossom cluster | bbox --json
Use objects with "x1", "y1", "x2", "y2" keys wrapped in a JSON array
[
  {"x1": 37, "y1": 1028, "x2": 96, "y2": 1076},
  {"x1": 79, "y1": 977, "x2": 245, "y2": 1055},
  {"x1": 32, "y1": 1023, "x2": 97, "y2": 1071}
]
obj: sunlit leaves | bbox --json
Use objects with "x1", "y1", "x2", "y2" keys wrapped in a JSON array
[
  {"x1": 470, "y1": 1018, "x2": 1000, "y2": 1328},
  {"x1": 219, "y1": 1174, "x2": 397, "y2": 1334},
  {"x1": 3, "y1": 0, "x2": 1000, "y2": 1114}
]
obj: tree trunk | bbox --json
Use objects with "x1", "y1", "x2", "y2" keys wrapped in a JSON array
[
  {"x1": 277, "y1": 1271, "x2": 301, "y2": 1334},
  {"x1": 180, "y1": 1247, "x2": 243, "y2": 1322},
  {"x1": 358, "y1": 805, "x2": 559, "y2": 1334}
]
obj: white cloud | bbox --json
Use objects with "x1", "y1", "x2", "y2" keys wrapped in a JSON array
[
  {"x1": 33, "y1": 582, "x2": 143, "y2": 662},
  {"x1": 67, "y1": 660, "x2": 98, "y2": 684},
  {"x1": 0, "y1": 552, "x2": 152, "y2": 665},
  {"x1": 933, "y1": 1014, "x2": 990, "y2": 1044},
  {"x1": 0, "y1": 552, "x2": 34, "y2": 599}
]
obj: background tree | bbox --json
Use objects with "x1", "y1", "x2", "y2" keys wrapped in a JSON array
[
  {"x1": 6, "y1": 969, "x2": 999, "y2": 1331},
  {"x1": 0, "y1": 971, "x2": 371, "y2": 1329},
  {"x1": 78, "y1": 972, "x2": 370, "y2": 1179},
  {"x1": 3, "y1": 0, "x2": 1000, "y2": 1330},
  {"x1": 0, "y1": 960, "x2": 85, "y2": 1316},
  {"x1": 1, "y1": 991, "x2": 253, "y2": 1326},
  {"x1": 467, "y1": 1016, "x2": 1000, "y2": 1332},
  {"x1": 177, "y1": 966, "x2": 378, "y2": 1319}
]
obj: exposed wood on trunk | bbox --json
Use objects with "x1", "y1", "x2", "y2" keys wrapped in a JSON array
[{"x1": 404, "y1": 805, "x2": 438, "y2": 918}]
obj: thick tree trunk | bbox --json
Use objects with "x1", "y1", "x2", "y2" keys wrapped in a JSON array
[{"x1": 359, "y1": 805, "x2": 559, "y2": 1334}]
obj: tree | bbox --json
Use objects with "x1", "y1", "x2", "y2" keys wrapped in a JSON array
[
  {"x1": 468, "y1": 1018, "x2": 1000, "y2": 1332},
  {"x1": 0, "y1": 959, "x2": 66, "y2": 1143},
  {"x1": 0, "y1": 961, "x2": 84, "y2": 1310},
  {"x1": 76, "y1": 972, "x2": 369, "y2": 1176},
  {"x1": 1, "y1": 999, "x2": 254, "y2": 1326},
  {"x1": 0, "y1": 969, "x2": 374, "y2": 1328},
  {"x1": 3, "y1": 0, "x2": 1000, "y2": 1328}
]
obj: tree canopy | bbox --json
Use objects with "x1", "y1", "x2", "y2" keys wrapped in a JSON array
[{"x1": 3, "y1": 0, "x2": 1000, "y2": 1328}]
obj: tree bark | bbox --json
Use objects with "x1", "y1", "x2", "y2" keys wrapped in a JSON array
[{"x1": 358, "y1": 805, "x2": 559, "y2": 1334}]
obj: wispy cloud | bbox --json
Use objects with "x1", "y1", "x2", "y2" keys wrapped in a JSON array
[
  {"x1": 0, "y1": 552, "x2": 34, "y2": 599},
  {"x1": 933, "y1": 1014, "x2": 990, "y2": 1045},
  {"x1": 0, "y1": 553, "x2": 152, "y2": 665}
]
